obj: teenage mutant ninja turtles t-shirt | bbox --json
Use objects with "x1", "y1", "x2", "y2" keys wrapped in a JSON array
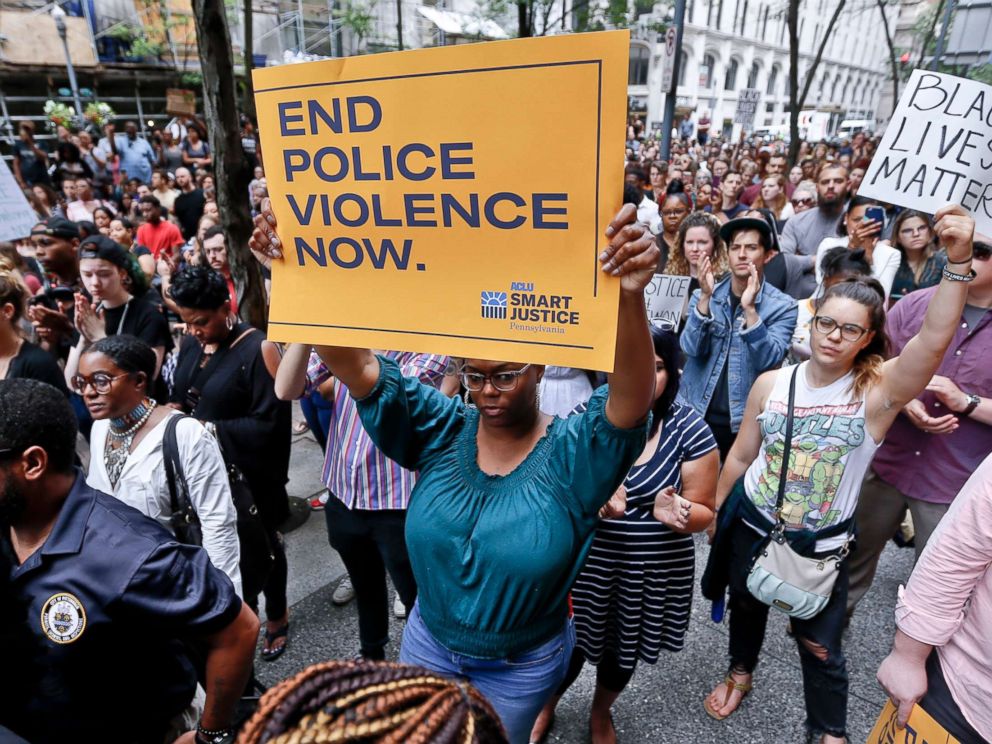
[{"x1": 743, "y1": 362, "x2": 880, "y2": 552}]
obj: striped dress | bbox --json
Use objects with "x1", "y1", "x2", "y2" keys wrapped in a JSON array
[{"x1": 570, "y1": 402, "x2": 716, "y2": 669}]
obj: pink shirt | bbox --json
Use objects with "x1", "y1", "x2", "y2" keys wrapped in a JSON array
[{"x1": 895, "y1": 453, "x2": 992, "y2": 741}]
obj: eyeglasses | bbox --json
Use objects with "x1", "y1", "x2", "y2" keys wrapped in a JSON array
[
  {"x1": 973, "y1": 242, "x2": 992, "y2": 262},
  {"x1": 71, "y1": 372, "x2": 128, "y2": 394},
  {"x1": 791, "y1": 197, "x2": 814, "y2": 207},
  {"x1": 460, "y1": 364, "x2": 532, "y2": 392},
  {"x1": 812, "y1": 315, "x2": 869, "y2": 342},
  {"x1": 899, "y1": 225, "x2": 930, "y2": 237},
  {"x1": 0, "y1": 446, "x2": 22, "y2": 460},
  {"x1": 31, "y1": 237, "x2": 57, "y2": 246}
]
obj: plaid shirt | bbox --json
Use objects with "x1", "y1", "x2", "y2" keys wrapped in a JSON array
[{"x1": 306, "y1": 351, "x2": 449, "y2": 510}]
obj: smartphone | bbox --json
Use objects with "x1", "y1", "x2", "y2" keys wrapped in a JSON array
[{"x1": 865, "y1": 206, "x2": 885, "y2": 227}]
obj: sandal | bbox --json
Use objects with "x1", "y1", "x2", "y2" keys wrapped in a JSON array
[
  {"x1": 703, "y1": 673, "x2": 752, "y2": 721},
  {"x1": 261, "y1": 621, "x2": 289, "y2": 661}
]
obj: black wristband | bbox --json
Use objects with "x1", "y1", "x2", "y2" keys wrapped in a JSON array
[
  {"x1": 946, "y1": 254, "x2": 974, "y2": 265},
  {"x1": 196, "y1": 724, "x2": 236, "y2": 744}
]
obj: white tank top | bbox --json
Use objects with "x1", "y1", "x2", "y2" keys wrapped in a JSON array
[{"x1": 743, "y1": 362, "x2": 880, "y2": 552}]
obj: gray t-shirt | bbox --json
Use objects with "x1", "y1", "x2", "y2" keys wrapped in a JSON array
[{"x1": 779, "y1": 206, "x2": 844, "y2": 297}]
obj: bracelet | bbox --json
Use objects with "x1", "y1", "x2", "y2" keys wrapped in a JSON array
[
  {"x1": 946, "y1": 254, "x2": 974, "y2": 265},
  {"x1": 196, "y1": 724, "x2": 236, "y2": 744},
  {"x1": 942, "y1": 266, "x2": 976, "y2": 283}
]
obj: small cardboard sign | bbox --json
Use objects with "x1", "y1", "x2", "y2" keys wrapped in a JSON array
[
  {"x1": 734, "y1": 88, "x2": 761, "y2": 131},
  {"x1": 644, "y1": 274, "x2": 691, "y2": 328}
]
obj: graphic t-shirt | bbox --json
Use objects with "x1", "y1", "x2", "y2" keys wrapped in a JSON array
[{"x1": 743, "y1": 362, "x2": 879, "y2": 551}]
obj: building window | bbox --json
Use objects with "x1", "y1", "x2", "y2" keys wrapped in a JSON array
[
  {"x1": 679, "y1": 50, "x2": 689, "y2": 86},
  {"x1": 766, "y1": 64, "x2": 779, "y2": 95},
  {"x1": 717, "y1": 0, "x2": 725, "y2": 28},
  {"x1": 761, "y1": 5, "x2": 769, "y2": 39},
  {"x1": 747, "y1": 62, "x2": 760, "y2": 88},
  {"x1": 629, "y1": 45, "x2": 650, "y2": 86},
  {"x1": 701, "y1": 53, "x2": 716, "y2": 88},
  {"x1": 724, "y1": 58, "x2": 739, "y2": 91}
]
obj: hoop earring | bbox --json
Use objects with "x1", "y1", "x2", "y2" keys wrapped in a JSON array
[
  {"x1": 463, "y1": 389, "x2": 475, "y2": 409},
  {"x1": 226, "y1": 315, "x2": 234, "y2": 330}
]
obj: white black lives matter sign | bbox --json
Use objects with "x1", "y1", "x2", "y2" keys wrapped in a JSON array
[{"x1": 860, "y1": 70, "x2": 992, "y2": 235}]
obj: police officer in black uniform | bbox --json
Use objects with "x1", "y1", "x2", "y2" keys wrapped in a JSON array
[{"x1": 0, "y1": 378, "x2": 259, "y2": 744}]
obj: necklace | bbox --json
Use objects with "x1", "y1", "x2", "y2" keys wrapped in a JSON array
[{"x1": 105, "y1": 398, "x2": 157, "y2": 488}]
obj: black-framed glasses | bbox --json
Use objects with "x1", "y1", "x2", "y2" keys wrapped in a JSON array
[
  {"x1": 973, "y1": 242, "x2": 992, "y2": 262},
  {"x1": 791, "y1": 197, "x2": 814, "y2": 207},
  {"x1": 460, "y1": 364, "x2": 532, "y2": 392},
  {"x1": 0, "y1": 446, "x2": 22, "y2": 460},
  {"x1": 71, "y1": 372, "x2": 128, "y2": 394},
  {"x1": 812, "y1": 315, "x2": 869, "y2": 342}
]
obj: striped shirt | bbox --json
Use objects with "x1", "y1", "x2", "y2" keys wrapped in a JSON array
[{"x1": 306, "y1": 351, "x2": 449, "y2": 510}]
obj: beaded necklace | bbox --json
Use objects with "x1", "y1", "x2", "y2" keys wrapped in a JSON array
[{"x1": 104, "y1": 397, "x2": 157, "y2": 488}]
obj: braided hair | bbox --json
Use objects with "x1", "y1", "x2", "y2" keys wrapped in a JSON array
[{"x1": 238, "y1": 660, "x2": 508, "y2": 744}]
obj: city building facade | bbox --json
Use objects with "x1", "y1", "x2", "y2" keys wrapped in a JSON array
[{"x1": 628, "y1": 0, "x2": 894, "y2": 138}]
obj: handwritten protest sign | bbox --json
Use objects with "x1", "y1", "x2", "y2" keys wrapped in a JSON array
[
  {"x1": 644, "y1": 274, "x2": 690, "y2": 328},
  {"x1": 253, "y1": 32, "x2": 629, "y2": 371},
  {"x1": 734, "y1": 89, "x2": 761, "y2": 132},
  {"x1": 860, "y1": 70, "x2": 992, "y2": 236},
  {"x1": 867, "y1": 700, "x2": 960, "y2": 744},
  {"x1": 0, "y1": 158, "x2": 39, "y2": 241}
]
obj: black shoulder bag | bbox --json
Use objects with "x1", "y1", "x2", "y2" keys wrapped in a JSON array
[
  {"x1": 161, "y1": 412, "x2": 274, "y2": 601},
  {"x1": 163, "y1": 414, "x2": 203, "y2": 546}
]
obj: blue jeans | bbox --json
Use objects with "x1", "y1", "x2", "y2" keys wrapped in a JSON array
[{"x1": 399, "y1": 602, "x2": 575, "y2": 744}]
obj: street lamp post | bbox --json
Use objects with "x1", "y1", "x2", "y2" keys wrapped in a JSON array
[
  {"x1": 51, "y1": 5, "x2": 85, "y2": 127},
  {"x1": 660, "y1": 0, "x2": 687, "y2": 161}
]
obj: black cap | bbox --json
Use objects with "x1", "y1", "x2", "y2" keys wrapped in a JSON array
[
  {"x1": 79, "y1": 235, "x2": 130, "y2": 269},
  {"x1": 719, "y1": 217, "x2": 773, "y2": 250},
  {"x1": 31, "y1": 216, "x2": 79, "y2": 240}
]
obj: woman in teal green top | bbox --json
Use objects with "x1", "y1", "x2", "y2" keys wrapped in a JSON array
[{"x1": 250, "y1": 201, "x2": 660, "y2": 744}]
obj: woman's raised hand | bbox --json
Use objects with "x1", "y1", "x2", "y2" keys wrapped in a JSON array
[
  {"x1": 697, "y1": 255, "x2": 716, "y2": 297},
  {"x1": 600, "y1": 204, "x2": 661, "y2": 293},
  {"x1": 74, "y1": 293, "x2": 105, "y2": 343},
  {"x1": 249, "y1": 197, "x2": 283, "y2": 261},
  {"x1": 933, "y1": 205, "x2": 975, "y2": 264}
]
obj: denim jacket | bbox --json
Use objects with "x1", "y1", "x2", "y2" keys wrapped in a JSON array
[{"x1": 678, "y1": 276, "x2": 797, "y2": 432}]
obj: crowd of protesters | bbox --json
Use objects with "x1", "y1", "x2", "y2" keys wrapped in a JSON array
[{"x1": 0, "y1": 100, "x2": 989, "y2": 744}]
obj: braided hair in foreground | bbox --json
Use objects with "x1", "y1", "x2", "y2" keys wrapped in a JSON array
[{"x1": 238, "y1": 660, "x2": 508, "y2": 744}]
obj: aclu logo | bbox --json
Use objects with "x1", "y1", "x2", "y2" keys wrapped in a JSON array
[{"x1": 480, "y1": 291, "x2": 508, "y2": 319}]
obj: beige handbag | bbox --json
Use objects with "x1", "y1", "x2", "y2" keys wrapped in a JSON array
[{"x1": 745, "y1": 366, "x2": 852, "y2": 620}]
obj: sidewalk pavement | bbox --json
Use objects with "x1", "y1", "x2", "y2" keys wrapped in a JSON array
[{"x1": 259, "y1": 412, "x2": 911, "y2": 743}]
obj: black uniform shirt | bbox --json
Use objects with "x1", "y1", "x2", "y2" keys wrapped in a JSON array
[{"x1": 0, "y1": 472, "x2": 240, "y2": 743}]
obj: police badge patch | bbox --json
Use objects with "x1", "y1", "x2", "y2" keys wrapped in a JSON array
[{"x1": 41, "y1": 593, "x2": 87, "y2": 644}]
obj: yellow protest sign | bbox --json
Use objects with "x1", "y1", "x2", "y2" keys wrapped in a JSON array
[
  {"x1": 867, "y1": 700, "x2": 960, "y2": 744},
  {"x1": 253, "y1": 31, "x2": 629, "y2": 371}
]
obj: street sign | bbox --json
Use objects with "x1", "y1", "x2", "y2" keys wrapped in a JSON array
[
  {"x1": 733, "y1": 88, "x2": 761, "y2": 131},
  {"x1": 661, "y1": 27, "x2": 677, "y2": 91}
]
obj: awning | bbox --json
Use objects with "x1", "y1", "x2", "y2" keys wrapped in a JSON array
[{"x1": 416, "y1": 6, "x2": 509, "y2": 40}]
